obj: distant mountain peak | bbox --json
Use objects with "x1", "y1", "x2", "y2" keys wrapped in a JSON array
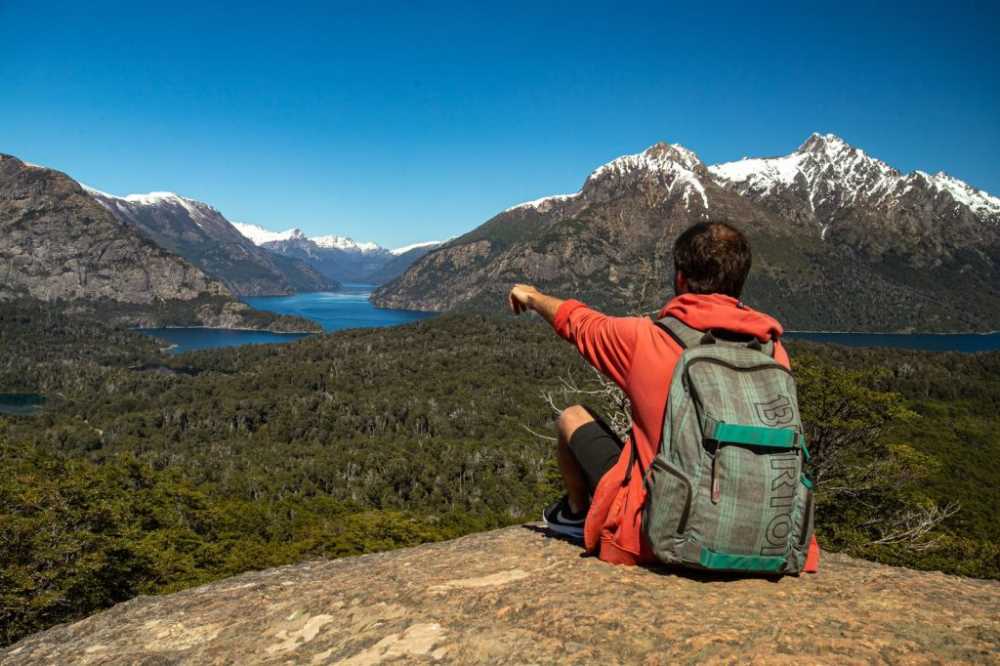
[
  {"x1": 587, "y1": 141, "x2": 706, "y2": 182},
  {"x1": 230, "y1": 222, "x2": 303, "y2": 245},
  {"x1": 797, "y1": 132, "x2": 850, "y2": 155},
  {"x1": 312, "y1": 235, "x2": 384, "y2": 253}
]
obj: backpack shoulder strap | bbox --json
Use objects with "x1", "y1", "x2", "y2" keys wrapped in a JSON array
[
  {"x1": 656, "y1": 315, "x2": 778, "y2": 357},
  {"x1": 654, "y1": 316, "x2": 706, "y2": 350}
]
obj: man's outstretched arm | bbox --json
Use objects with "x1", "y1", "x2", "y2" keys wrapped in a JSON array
[
  {"x1": 507, "y1": 284, "x2": 638, "y2": 389},
  {"x1": 508, "y1": 283, "x2": 564, "y2": 326}
]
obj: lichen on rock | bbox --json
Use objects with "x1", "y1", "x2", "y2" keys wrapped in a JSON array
[{"x1": 3, "y1": 525, "x2": 998, "y2": 664}]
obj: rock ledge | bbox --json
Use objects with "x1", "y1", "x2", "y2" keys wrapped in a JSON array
[{"x1": 3, "y1": 525, "x2": 998, "y2": 664}]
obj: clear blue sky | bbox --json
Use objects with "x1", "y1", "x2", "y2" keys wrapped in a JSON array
[{"x1": 1, "y1": 1, "x2": 997, "y2": 247}]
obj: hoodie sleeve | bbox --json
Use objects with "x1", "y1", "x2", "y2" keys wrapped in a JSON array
[{"x1": 552, "y1": 300, "x2": 639, "y2": 389}]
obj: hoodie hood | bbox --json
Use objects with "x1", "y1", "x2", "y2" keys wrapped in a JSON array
[{"x1": 658, "y1": 293, "x2": 783, "y2": 342}]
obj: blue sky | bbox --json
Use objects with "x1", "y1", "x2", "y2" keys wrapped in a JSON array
[{"x1": 1, "y1": 1, "x2": 997, "y2": 247}]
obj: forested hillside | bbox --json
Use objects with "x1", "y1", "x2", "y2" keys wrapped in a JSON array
[{"x1": 1, "y1": 301, "x2": 997, "y2": 646}]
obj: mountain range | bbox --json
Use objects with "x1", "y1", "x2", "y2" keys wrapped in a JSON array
[
  {"x1": 373, "y1": 133, "x2": 1000, "y2": 332},
  {"x1": 0, "y1": 155, "x2": 315, "y2": 330},
  {"x1": 84, "y1": 188, "x2": 337, "y2": 296},
  {"x1": 233, "y1": 223, "x2": 443, "y2": 284}
]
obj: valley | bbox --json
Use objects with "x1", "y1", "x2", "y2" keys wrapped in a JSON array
[
  {"x1": 1, "y1": 297, "x2": 998, "y2": 648},
  {"x1": 3, "y1": 133, "x2": 999, "y2": 650}
]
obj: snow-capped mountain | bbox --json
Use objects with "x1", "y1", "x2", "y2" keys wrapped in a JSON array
[
  {"x1": 84, "y1": 187, "x2": 335, "y2": 296},
  {"x1": 506, "y1": 142, "x2": 710, "y2": 213},
  {"x1": 232, "y1": 224, "x2": 407, "y2": 255},
  {"x1": 313, "y1": 235, "x2": 383, "y2": 253},
  {"x1": 375, "y1": 133, "x2": 1000, "y2": 332},
  {"x1": 234, "y1": 223, "x2": 443, "y2": 284},
  {"x1": 709, "y1": 133, "x2": 1000, "y2": 239},
  {"x1": 230, "y1": 222, "x2": 305, "y2": 246}
]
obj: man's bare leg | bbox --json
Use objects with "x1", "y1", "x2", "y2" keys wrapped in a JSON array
[{"x1": 557, "y1": 405, "x2": 595, "y2": 514}]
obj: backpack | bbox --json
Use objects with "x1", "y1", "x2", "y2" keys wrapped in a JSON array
[{"x1": 640, "y1": 316, "x2": 815, "y2": 575}]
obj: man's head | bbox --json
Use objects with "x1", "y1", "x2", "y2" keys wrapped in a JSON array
[{"x1": 672, "y1": 222, "x2": 752, "y2": 298}]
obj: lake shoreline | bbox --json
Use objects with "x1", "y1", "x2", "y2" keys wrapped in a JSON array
[
  {"x1": 786, "y1": 328, "x2": 1000, "y2": 336},
  {"x1": 134, "y1": 325, "x2": 317, "y2": 335}
]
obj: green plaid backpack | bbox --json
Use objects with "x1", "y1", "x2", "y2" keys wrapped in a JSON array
[{"x1": 641, "y1": 316, "x2": 815, "y2": 575}]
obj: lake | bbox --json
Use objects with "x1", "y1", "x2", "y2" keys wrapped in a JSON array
[
  {"x1": 141, "y1": 286, "x2": 433, "y2": 353},
  {"x1": 245, "y1": 285, "x2": 435, "y2": 332},
  {"x1": 784, "y1": 331, "x2": 1000, "y2": 353},
  {"x1": 139, "y1": 287, "x2": 1000, "y2": 354},
  {"x1": 0, "y1": 393, "x2": 46, "y2": 416}
]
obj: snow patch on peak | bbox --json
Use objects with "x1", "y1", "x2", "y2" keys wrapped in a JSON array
[
  {"x1": 232, "y1": 222, "x2": 302, "y2": 245},
  {"x1": 122, "y1": 191, "x2": 183, "y2": 205},
  {"x1": 82, "y1": 187, "x2": 218, "y2": 229},
  {"x1": 312, "y1": 235, "x2": 384, "y2": 253},
  {"x1": 507, "y1": 142, "x2": 711, "y2": 213},
  {"x1": 505, "y1": 193, "x2": 580, "y2": 213},
  {"x1": 710, "y1": 132, "x2": 1000, "y2": 226},
  {"x1": 585, "y1": 142, "x2": 709, "y2": 209},
  {"x1": 912, "y1": 171, "x2": 1000, "y2": 218},
  {"x1": 390, "y1": 240, "x2": 442, "y2": 255},
  {"x1": 710, "y1": 133, "x2": 900, "y2": 218},
  {"x1": 81, "y1": 183, "x2": 116, "y2": 199},
  {"x1": 587, "y1": 142, "x2": 705, "y2": 182}
]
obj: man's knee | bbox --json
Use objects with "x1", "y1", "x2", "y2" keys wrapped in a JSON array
[{"x1": 558, "y1": 405, "x2": 594, "y2": 442}]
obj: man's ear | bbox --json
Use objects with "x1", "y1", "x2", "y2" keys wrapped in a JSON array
[{"x1": 674, "y1": 271, "x2": 688, "y2": 296}]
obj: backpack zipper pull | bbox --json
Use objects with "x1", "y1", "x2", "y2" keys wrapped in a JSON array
[{"x1": 711, "y1": 445, "x2": 722, "y2": 504}]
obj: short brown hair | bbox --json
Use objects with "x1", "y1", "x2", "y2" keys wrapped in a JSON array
[{"x1": 672, "y1": 222, "x2": 752, "y2": 297}]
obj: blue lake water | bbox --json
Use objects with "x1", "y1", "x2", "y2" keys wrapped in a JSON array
[
  {"x1": 245, "y1": 285, "x2": 435, "y2": 332},
  {"x1": 138, "y1": 286, "x2": 1000, "y2": 354},
  {"x1": 141, "y1": 286, "x2": 434, "y2": 353},
  {"x1": 784, "y1": 331, "x2": 1000, "y2": 353},
  {"x1": 0, "y1": 393, "x2": 46, "y2": 416},
  {"x1": 141, "y1": 327, "x2": 311, "y2": 353}
]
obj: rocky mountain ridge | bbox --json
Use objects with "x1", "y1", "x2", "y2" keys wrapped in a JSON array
[
  {"x1": 3, "y1": 525, "x2": 996, "y2": 664},
  {"x1": 85, "y1": 187, "x2": 336, "y2": 296},
  {"x1": 0, "y1": 155, "x2": 318, "y2": 331},
  {"x1": 710, "y1": 133, "x2": 1000, "y2": 251},
  {"x1": 373, "y1": 134, "x2": 1000, "y2": 332},
  {"x1": 0, "y1": 156, "x2": 228, "y2": 304}
]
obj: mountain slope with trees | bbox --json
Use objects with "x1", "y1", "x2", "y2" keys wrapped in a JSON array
[{"x1": 1, "y1": 299, "x2": 997, "y2": 646}]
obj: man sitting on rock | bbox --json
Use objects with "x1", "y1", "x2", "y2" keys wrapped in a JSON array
[{"x1": 508, "y1": 221, "x2": 819, "y2": 567}]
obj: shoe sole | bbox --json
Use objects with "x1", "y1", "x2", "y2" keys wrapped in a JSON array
[{"x1": 541, "y1": 510, "x2": 584, "y2": 540}]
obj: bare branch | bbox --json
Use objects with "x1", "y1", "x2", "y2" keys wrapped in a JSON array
[{"x1": 867, "y1": 501, "x2": 961, "y2": 551}]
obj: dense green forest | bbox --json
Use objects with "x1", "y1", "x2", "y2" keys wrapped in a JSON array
[{"x1": 1, "y1": 300, "x2": 998, "y2": 646}]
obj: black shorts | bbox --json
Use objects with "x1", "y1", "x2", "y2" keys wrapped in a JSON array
[{"x1": 568, "y1": 412, "x2": 624, "y2": 494}]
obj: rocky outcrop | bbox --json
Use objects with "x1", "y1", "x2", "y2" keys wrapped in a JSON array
[
  {"x1": 373, "y1": 136, "x2": 1000, "y2": 332},
  {"x1": 4, "y1": 525, "x2": 997, "y2": 664},
  {"x1": 0, "y1": 155, "x2": 229, "y2": 304},
  {"x1": 0, "y1": 155, "x2": 318, "y2": 331}
]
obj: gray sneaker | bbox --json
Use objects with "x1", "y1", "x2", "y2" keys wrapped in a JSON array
[{"x1": 542, "y1": 496, "x2": 586, "y2": 539}]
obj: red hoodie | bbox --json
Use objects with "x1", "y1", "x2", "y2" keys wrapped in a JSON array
[{"x1": 553, "y1": 293, "x2": 820, "y2": 571}]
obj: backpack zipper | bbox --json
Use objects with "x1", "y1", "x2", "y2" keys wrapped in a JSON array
[{"x1": 711, "y1": 448, "x2": 722, "y2": 504}]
